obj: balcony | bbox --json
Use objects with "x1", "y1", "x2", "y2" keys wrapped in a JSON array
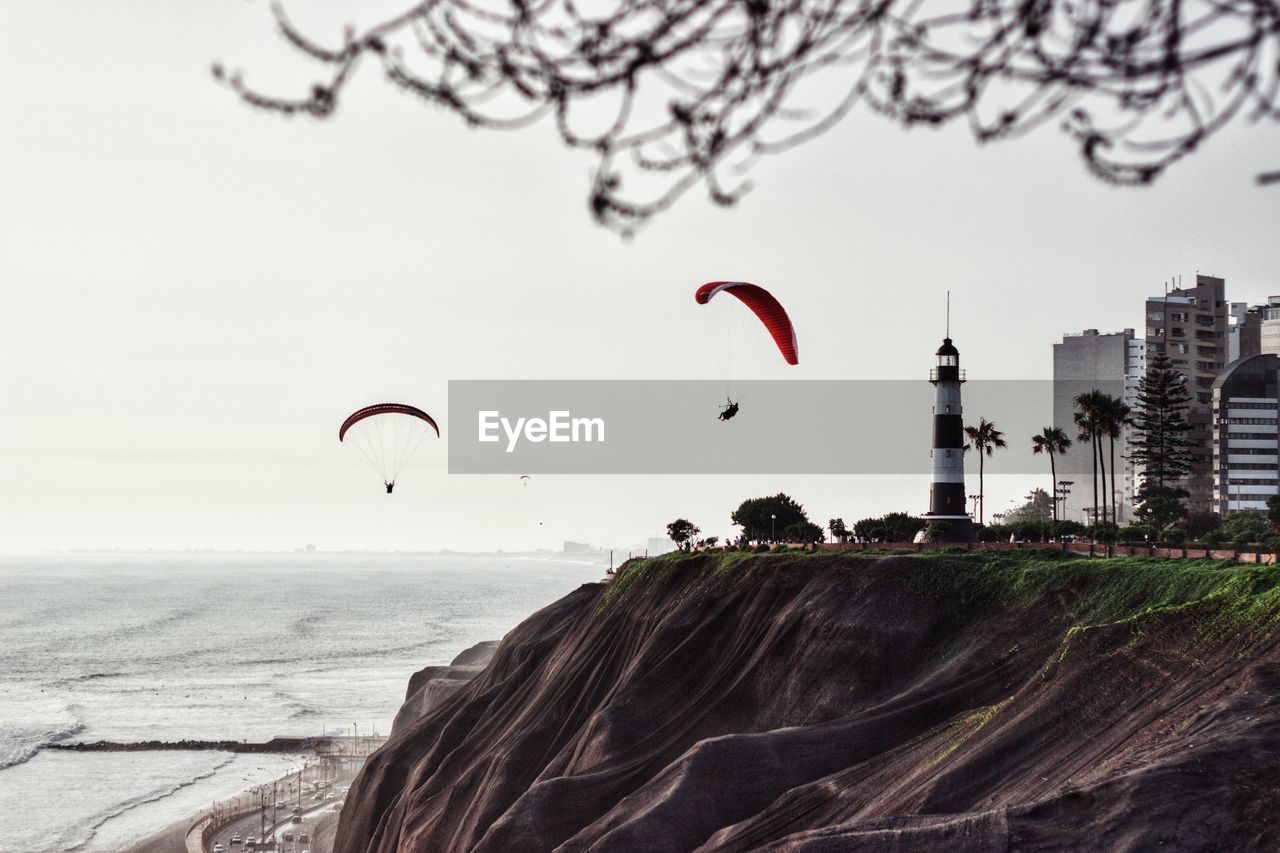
[{"x1": 929, "y1": 368, "x2": 966, "y2": 382}]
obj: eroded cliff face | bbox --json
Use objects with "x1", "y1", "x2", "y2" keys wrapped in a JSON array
[
  {"x1": 391, "y1": 641, "x2": 499, "y2": 736},
  {"x1": 338, "y1": 552, "x2": 1280, "y2": 852}
]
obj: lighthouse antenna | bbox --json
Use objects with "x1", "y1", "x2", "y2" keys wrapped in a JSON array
[{"x1": 946, "y1": 291, "x2": 950, "y2": 338}]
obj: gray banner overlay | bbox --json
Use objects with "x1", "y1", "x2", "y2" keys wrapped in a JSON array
[{"x1": 448, "y1": 380, "x2": 1123, "y2": 475}]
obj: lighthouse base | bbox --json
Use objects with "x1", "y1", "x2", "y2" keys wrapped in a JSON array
[{"x1": 918, "y1": 515, "x2": 977, "y2": 544}]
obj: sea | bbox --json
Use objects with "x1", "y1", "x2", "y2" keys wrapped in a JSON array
[{"x1": 0, "y1": 552, "x2": 604, "y2": 853}]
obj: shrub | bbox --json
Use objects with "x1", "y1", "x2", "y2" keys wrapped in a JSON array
[
  {"x1": 1117, "y1": 524, "x2": 1150, "y2": 544},
  {"x1": 853, "y1": 511, "x2": 927, "y2": 542},
  {"x1": 978, "y1": 523, "x2": 1013, "y2": 543}
]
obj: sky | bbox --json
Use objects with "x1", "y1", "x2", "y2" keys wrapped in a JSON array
[{"x1": 2, "y1": 2, "x2": 1278, "y2": 553}]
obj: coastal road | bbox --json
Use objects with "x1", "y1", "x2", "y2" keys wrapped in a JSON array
[{"x1": 207, "y1": 794, "x2": 343, "y2": 853}]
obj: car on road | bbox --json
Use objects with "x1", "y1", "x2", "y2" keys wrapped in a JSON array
[
  {"x1": 231, "y1": 836, "x2": 242, "y2": 845},
  {"x1": 213, "y1": 846, "x2": 224, "y2": 853}
]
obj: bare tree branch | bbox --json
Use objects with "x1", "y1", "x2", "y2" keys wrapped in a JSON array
[{"x1": 215, "y1": 0, "x2": 1280, "y2": 234}]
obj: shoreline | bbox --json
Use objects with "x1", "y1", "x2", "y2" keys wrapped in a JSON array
[
  {"x1": 117, "y1": 639, "x2": 502, "y2": 852},
  {"x1": 121, "y1": 758, "x2": 362, "y2": 853}
]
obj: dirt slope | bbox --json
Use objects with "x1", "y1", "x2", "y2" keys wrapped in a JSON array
[{"x1": 335, "y1": 551, "x2": 1280, "y2": 852}]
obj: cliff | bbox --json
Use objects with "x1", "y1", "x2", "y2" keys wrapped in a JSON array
[
  {"x1": 337, "y1": 551, "x2": 1280, "y2": 851},
  {"x1": 391, "y1": 640, "x2": 499, "y2": 735}
]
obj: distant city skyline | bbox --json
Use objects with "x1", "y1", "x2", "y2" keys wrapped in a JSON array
[{"x1": 2, "y1": 3, "x2": 1278, "y2": 553}]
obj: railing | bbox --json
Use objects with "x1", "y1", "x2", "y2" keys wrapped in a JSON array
[{"x1": 928, "y1": 368, "x2": 966, "y2": 382}]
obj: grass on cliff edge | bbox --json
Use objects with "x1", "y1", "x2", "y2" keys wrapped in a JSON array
[{"x1": 601, "y1": 549, "x2": 1280, "y2": 638}]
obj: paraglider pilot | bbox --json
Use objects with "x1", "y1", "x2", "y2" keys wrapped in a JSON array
[
  {"x1": 718, "y1": 400, "x2": 740, "y2": 421},
  {"x1": 385, "y1": 481, "x2": 395, "y2": 494}
]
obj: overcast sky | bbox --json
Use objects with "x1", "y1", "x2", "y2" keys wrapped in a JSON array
[{"x1": 2, "y1": 2, "x2": 1278, "y2": 553}]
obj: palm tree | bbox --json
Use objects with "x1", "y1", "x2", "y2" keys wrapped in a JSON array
[
  {"x1": 1073, "y1": 390, "x2": 1107, "y2": 526},
  {"x1": 964, "y1": 417, "x2": 1006, "y2": 525},
  {"x1": 1101, "y1": 396, "x2": 1131, "y2": 524},
  {"x1": 1031, "y1": 427, "x2": 1072, "y2": 522}
]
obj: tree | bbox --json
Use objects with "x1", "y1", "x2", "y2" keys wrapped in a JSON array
[
  {"x1": 1031, "y1": 427, "x2": 1071, "y2": 522},
  {"x1": 666, "y1": 518, "x2": 700, "y2": 551},
  {"x1": 1102, "y1": 396, "x2": 1131, "y2": 524},
  {"x1": 1006, "y1": 489, "x2": 1053, "y2": 524},
  {"x1": 964, "y1": 417, "x2": 1006, "y2": 525},
  {"x1": 1220, "y1": 510, "x2": 1270, "y2": 546},
  {"x1": 731, "y1": 494, "x2": 809, "y2": 542},
  {"x1": 1129, "y1": 354, "x2": 1194, "y2": 532},
  {"x1": 853, "y1": 512, "x2": 926, "y2": 542},
  {"x1": 782, "y1": 521, "x2": 824, "y2": 544},
  {"x1": 1182, "y1": 511, "x2": 1221, "y2": 541},
  {"x1": 828, "y1": 518, "x2": 850, "y2": 544},
  {"x1": 1073, "y1": 390, "x2": 1110, "y2": 526},
  {"x1": 1268, "y1": 495, "x2": 1280, "y2": 529},
  {"x1": 220, "y1": 2, "x2": 1280, "y2": 235}
]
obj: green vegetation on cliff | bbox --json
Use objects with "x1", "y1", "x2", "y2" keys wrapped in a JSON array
[{"x1": 602, "y1": 549, "x2": 1280, "y2": 643}]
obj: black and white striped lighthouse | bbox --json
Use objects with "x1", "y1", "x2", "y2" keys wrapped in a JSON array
[{"x1": 924, "y1": 328, "x2": 976, "y2": 540}]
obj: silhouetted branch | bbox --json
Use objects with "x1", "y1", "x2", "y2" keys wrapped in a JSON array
[{"x1": 215, "y1": 0, "x2": 1280, "y2": 234}]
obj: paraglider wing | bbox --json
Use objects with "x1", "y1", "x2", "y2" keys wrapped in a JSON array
[
  {"x1": 339, "y1": 403, "x2": 440, "y2": 490},
  {"x1": 695, "y1": 281, "x2": 798, "y2": 365},
  {"x1": 339, "y1": 403, "x2": 439, "y2": 441}
]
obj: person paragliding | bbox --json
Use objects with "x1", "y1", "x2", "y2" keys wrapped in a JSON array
[
  {"x1": 695, "y1": 280, "x2": 798, "y2": 420},
  {"x1": 339, "y1": 403, "x2": 440, "y2": 493}
]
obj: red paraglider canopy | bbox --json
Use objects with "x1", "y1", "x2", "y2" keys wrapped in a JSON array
[
  {"x1": 695, "y1": 281, "x2": 799, "y2": 365},
  {"x1": 339, "y1": 403, "x2": 440, "y2": 442}
]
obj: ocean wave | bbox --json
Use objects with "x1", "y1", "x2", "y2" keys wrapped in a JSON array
[
  {"x1": 56, "y1": 671, "x2": 128, "y2": 685},
  {"x1": 66, "y1": 606, "x2": 203, "y2": 646},
  {"x1": 63, "y1": 753, "x2": 238, "y2": 853},
  {"x1": 225, "y1": 635, "x2": 448, "y2": 670},
  {"x1": 0, "y1": 720, "x2": 87, "y2": 770}
]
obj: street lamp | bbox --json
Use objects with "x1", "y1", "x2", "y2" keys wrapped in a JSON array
[
  {"x1": 770, "y1": 514, "x2": 776, "y2": 543},
  {"x1": 1056, "y1": 480, "x2": 1073, "y2": 522}
]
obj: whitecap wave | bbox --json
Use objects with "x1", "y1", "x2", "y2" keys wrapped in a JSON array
[{"x1": 0, "y1": 720, "x2": 87, "y2": 770}]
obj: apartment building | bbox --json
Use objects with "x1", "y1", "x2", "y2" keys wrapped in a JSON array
[
  {"x1": 1212, "y1": 354, "x2": 1280, "y2": 514},
  {"x1": 1144, "y1": 275, "x2": 1228, "y2": 513}
]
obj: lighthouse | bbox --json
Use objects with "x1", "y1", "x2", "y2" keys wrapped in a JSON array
[{"x1": 923, "y1": 333, "x2": 976, "y2": 541}]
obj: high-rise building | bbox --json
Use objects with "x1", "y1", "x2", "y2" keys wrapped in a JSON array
[
  {"x1": 1228, "y1": 302, "x2": 1263, "y2": 361},
  {"x1": 1122, "y1": 336, "x2": 1148, "y2": 515},
  {"x1": 1144, "y1": 275, "x2": 1228, "y2": 513},
  {"x1": 1212, "y1": 354, "x2": 1280, "y2": 514},
  {"x1": 1260, "y1": 297, "x2": 1280, "y2": 355},
  {"x1": 1052, "y1": 329, "x2": 1134, "y2": 523}
]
